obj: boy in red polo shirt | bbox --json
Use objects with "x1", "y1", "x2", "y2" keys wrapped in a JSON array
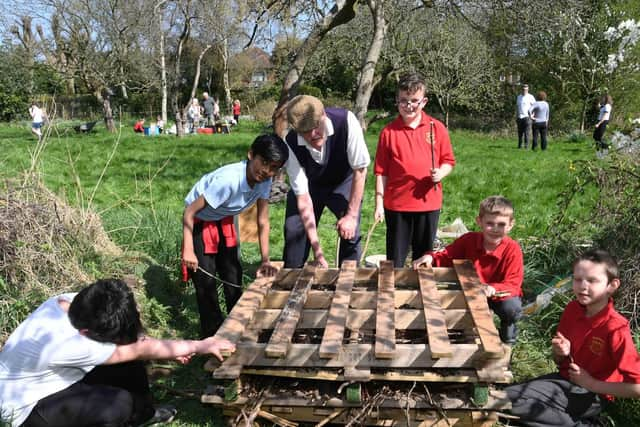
[
  {"x1": 412, "y1": 195, "x2": 523, "y2": 344},
  {"x1": 374, "y1": 73, "x2": 456, "y2": 268},
  {"x1": 504, "y1": 249, "x2": 640, "y2": 426}
]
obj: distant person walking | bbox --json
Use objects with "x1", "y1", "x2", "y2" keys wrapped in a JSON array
[
  {"x1": 202, "y1": 92, "x2": 215, "y2": 126},
  {"x1": 594, "y1": 94, "x2": 613, "y2": 155},
  {"x1": 530, "y1": 91, "x2": 550, "y2": 151},
  {"x1": 516, "y1": 84, "x2": 536, "y2": 149},
  {"x1": 232, "y1": 99, "x2": 241, "y2": 124},
  {"x1": 28, "y1": 102, "x2": 45, "y2": 141}
]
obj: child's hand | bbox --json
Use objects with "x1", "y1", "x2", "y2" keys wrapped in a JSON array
[
  {"x1": 431, "y1": 168, "x2": 445, "y2": 183},
  {"x1": 374, "y1": 204, "x2": 385, "y2": 223},
  {"x1": 256, "y1": 261, "x2": 278, "y2": 278},
  {"x1": 412, "y1": 254, "x2": 433, "y2": 270},
  {"x1": 182, "y1": 250, "x2": 199, "y2": 272},
  {"x1": 484, "y1": 285, "x2": 497, "y2": 297},
  {"x1": 551, "y1": 332, "x2": 571, "y2": 358},
  {"x1": 568, "y1": 362, "x2": 595, "y2": 390}
]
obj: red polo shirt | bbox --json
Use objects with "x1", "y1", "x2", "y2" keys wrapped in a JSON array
[
  {"x1": 557, "y1": 299, "x2": 640, "y2": 398},
  {"x1": 374, "y1": 112, "x2": 455, "y2": 212},
  {"x1": 429, "y1": 232, "x2": 523, "y2": 300}
]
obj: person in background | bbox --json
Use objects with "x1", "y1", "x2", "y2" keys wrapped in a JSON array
[
  {"x1": 0, "y1": 278, "x2": 235, "y2": 427},
  {"x1": 202, "y1": 92, "x2": 215, "y2": 126},
  {"x1": 530, "y1": 91, "x2": 550, "y2": 151},
  {"x1": 28, "y1": 102, "x2": 45, "y2": 141},
  {"x1": 412, "y1": 195, "x2": 523, "y2": 344},
  {"x1": 182, "y1": 134, "x2": 289, "y2": 337},
  {"x1": 187, "y1": 98, "x2": 201, "y2": 133},
  {"x1": 374, "y1": 73, "x2": 455, "y2": 268},
  {"x1": 516, "y1": 84, "x2": 536, "y2": 149},
  {"x1": 504, "y1": 249, "x2": 640, "y2": 426},
  {"x1": 232, "y1": 99, "x2": 241, "y2": 124},
  {"x1": 594, "y1": 94, "x2": 613, "y2": 156},
  {"x1": 156, "y1": 115, "x2": 164, "y2": 134},
  {"x1": 133, "y1": 118, "x2": 145, "y2": 133},
  {"x1": 282, "y1": 95, "x2": 370, "y2": 269}
]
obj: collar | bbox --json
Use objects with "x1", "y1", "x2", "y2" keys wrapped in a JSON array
[
  {"x1": 240, "y1": 160, "x2": 251, "y2": 192},
  {"x1": 576, "y1": 298, "x2": 615, "y2": 325},
  {"x1": 393, "y1": 111, "x2": 433, "y2": 130}
]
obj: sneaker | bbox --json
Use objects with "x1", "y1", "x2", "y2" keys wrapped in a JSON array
[{"x1": 138, "y1": 405, "x2": 177, "y2": 426}]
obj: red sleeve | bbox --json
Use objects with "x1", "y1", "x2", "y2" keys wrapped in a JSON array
[
  {"x1": 430, "y1": 233, "x2": 474, "y2": 267},
  {"x1": 610, "y1": 325, "x2": 640, "y2": 383},
  {"x1": 486, "y1": 240, "x2": 524, "y2": 296},
  {"x1": 374, "y1": 128, "x2": 390, "y2": 176}
]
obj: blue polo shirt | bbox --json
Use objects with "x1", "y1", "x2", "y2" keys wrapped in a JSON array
[{"x1": 184, "y1": 160, "x2": 271, "y2": 221}]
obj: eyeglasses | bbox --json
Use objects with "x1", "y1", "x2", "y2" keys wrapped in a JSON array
[{"x1": 397, "y1": 98, "x2": 425, "y2": 108}]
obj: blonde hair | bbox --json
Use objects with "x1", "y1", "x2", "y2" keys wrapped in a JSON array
[{"x1": 479, "y1": 195, "x2": 514, "y2": 219}]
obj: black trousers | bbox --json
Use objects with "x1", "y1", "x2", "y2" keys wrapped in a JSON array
[
  {"x1": 283, "y1": 177, "x2": 362, "y2": 268},
  {"x1": 22, "y1": 362, "x2": 154, "y2": 427},
  {"x1": 517, "y1": 117, "x2": 532, "y2": 148},
  {"x1": 532, "y1": 122, "x2": 548, "y2": 151},
  {"x1": 505, "y1": 373, "x2": 603, "y2": 426},
  {"x1": 384, "y1": 209, "x2": 439, "y2": 268},
  {"x1": 189, "y1": 221, "x2": 242, "y2": 338},
  {"x1": 593, "y1": 121, "x2": 609, "y2": 149}
]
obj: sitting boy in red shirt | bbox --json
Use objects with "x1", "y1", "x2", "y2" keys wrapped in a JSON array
[
  {"x1": 413, "y1": 195, "x2": 523, "y2": 344},
  {"x1": 504, "y1": 249, "x2": 640, "y2": 426},
  {"x1": 133, "y1": 119, "x2": 145, "y2": 133}
]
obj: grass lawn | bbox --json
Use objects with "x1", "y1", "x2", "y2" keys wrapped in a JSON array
[{"x1": 0, "y1": 119, "x2": 603, "y2": 426}]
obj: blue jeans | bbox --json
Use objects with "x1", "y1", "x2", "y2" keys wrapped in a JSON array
[{"x1": 488, "y1": 296, "x2": 522, "y2": 344}]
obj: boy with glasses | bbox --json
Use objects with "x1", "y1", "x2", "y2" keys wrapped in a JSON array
[{"x1": 374, "y1": 73, "x2": 456, "y2": 267}]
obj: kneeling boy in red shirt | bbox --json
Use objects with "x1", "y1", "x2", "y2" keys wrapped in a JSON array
[
  {"x1": 413, "y1": 195, "x2": 523, "y2": 344},
  {"x1": 505, "y1": 249, "x2": 640, "y2": 426}
]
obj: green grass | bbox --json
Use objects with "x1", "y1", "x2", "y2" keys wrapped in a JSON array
[{"x1": 0, "y1": 119, "x2": 605, "y2": 426}]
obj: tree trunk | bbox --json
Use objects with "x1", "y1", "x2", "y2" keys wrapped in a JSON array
[
  {"x1": 176, "y1": 111, "x2": 185, "y2": 137},
  {"x1": 155, "y1": 0, "x2": 169, "y2": 124},
  {"x1": 273, "y1": 0, "x2": 359, "y2": 127},
  {"x1": 354, "y1": 0, "x2": 387, "y2": 131},
  {"x1": 221, "y1": 39, "x2": 232, "y2": 114}
]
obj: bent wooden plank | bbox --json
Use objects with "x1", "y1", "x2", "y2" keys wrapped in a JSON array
[
  {"x1": 212, "y1": 261, "x2": 285, "y2": 354},
  {"x1": 265, "y1": 265, "x2": 316, "y2": 358},
  {"x1": 418, "y1": 267, "x2": 453, "y2": 358},
  {"x1": 453, "y1": 259, "x2": 503, "y2": 357},
  {"x1": 375, "y1": 260, "x2": 396, "y2": 358},
  {"x1": 319, "y1": 260, "x2": 356, "y2": 358}
]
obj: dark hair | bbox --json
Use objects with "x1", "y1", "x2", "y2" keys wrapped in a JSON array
[
  {"x1": 68, "y1": 279, "x2": 143, "y2": 345},
  {"x1": 537, "y1": 91, "x2": 547, "y2": 101},
  {"x1": 602, "y1": 94, "x2": 613, "y2": 105},
  {"x1": 250, "y1": 134, "x2": 289, "y2": 165},
  {"x1": 573, "y1": 249, "x2": 619, "y2": 282},
  {"x1": 397, "y1": 73, "x2": 426, "y2": 95}
]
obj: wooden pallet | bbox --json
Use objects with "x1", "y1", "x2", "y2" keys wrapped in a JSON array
[{"x1": 203, "y1": 260, "x2": 512, "y2": 425}]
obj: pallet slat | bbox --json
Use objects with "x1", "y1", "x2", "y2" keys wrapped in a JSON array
[
  {"x1": 375, "y1": 260, "x2": 396, "y2": 358},
  {"x1": 418, "y1": 267, "x2": 454, "y2": 358},
  {"x1": 319, "y1": 260, "x2": 356, "y2": 358},
  {"x1": 265, "y1": 265, "x2": 316, "y2": 358},
  {"x1": 453, "y1": 260, "x2": 503, "y2": 357}
]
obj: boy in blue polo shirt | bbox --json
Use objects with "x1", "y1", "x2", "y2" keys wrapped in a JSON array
[{"x1": 182, "y1": 134, "x2": 289, "y2": 337}]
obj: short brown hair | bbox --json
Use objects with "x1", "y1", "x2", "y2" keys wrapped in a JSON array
[
  {"x1": 573, "y1": 249, "x2": 619, "y2": 282},
  {"x1": 478, "y1": 195, "x2": 514, "y2": 219},
  {"x1": 537, "y1": 91, "x2": 547, "y2": 101},
  {"x1": 397, "y1": 73, "x2": 426, "y2": 96}
]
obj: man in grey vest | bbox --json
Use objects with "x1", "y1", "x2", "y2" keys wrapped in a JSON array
[{"x1": 283, "y1": 95, "x2": 370, "y2": 268}]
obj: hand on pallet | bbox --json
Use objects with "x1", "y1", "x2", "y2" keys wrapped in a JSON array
[
  {"x1": 203, "y1": 337, "x2": 236, "y2": 361},
  {"x1": 412, "y1": 254, "x2": 433, "y2": 269},
  {"x1": 256, "y1": 261, "x2": 278, "y2": 278}
]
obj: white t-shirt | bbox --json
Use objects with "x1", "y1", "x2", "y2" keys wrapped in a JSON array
[
  {"x1": 29, "y1": 106, "x2": 44, "y2": 124},
  {"x1": 516, "y1": 93, "x2": 536, "y2": 119},
  {"x1": 0, "y1": 294, "x2": 116, "y2": 427},
  {"x1": 598, "y1": 103, "x2": 612, "y2": 121},
  {"x1": 184, "y1": 160, "x2": 271, "y2": 221},
  {"x1": 285, "y1": 111, "x2": 370, "y2": 195}
]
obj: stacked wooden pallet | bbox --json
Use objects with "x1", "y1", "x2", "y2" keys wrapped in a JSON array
[{"x1": 202, "y1": 260, "x2": 512, "y2": 426}]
